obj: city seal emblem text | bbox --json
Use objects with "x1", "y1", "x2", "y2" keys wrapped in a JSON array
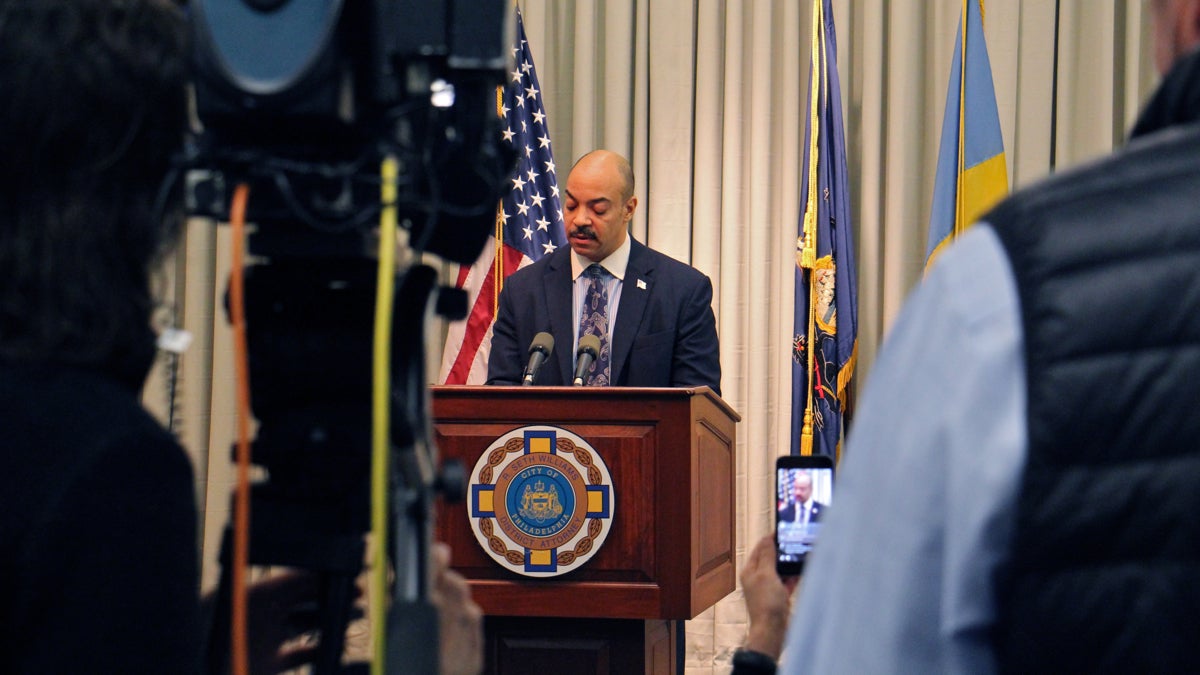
[{"x1": 467, "y1": 425, "x2": 615, "y2": 577}]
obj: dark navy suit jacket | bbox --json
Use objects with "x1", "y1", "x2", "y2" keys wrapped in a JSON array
[
  {"x1": 778, "y1": 500, "x2": 827, "y2": 524},
  {"x1": 486, "y1": 238, "x2": 721, "y2": 395}
]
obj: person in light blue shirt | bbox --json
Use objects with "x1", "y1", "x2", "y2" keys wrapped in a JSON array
[
  {"x1": 782, "y1": 225, "x2": 1024, "y2": 673},
  {"x1": 732, "y1": 150, "x2": 1024, "y2": 675}
]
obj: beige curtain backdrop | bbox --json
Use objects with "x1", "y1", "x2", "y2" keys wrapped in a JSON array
[{"x1": 143, "y1": 1, "x2": 1159, "y2": 672}]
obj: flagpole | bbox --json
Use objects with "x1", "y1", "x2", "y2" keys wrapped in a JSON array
[
  {"x1": 799, "y1": 0, "x2": 822, "y2": 272},
  {"x1": 955, "y1": 0, "x2": 967, "y2": 236},
  {"x1": 491, "y1": 85, "x2": 506, "y2": 315},
  {"x1": 492, "y1": 207, "x2": 503, "y2": 315}
]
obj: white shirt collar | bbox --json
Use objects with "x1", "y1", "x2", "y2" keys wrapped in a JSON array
[{"x1": 571, "y1": 234, "x2": 631, "y2": 281}]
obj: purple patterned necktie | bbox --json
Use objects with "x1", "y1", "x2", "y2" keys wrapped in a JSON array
[{"x1": 579, "y1": 265, "x2": 611, "y2": 385}]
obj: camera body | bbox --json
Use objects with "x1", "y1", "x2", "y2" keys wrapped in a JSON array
[
  {"x1": 187, "y1": 0, "x2": 515, "y2": 265},
  {"x1": 184, "y1": 0, "x2": 513, "y2": 506},
  {"x1": 189, "y1": 4, "x2": 509, "y2": 670}
]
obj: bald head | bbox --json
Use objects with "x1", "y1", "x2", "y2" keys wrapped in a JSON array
[
  {"x1": 563, "y1": 149, "x2": 638, "y2": 262},
  {"x1": 572, "y1": 150, "x2": 636, "y2": 202},
  {"x1": 792, "y1": 472, "x2": 813, "y2": 503}
]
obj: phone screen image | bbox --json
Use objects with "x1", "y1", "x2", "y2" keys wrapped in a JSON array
[{"x1": 775, "y1": 455, "x2": 834, "y2": 575}]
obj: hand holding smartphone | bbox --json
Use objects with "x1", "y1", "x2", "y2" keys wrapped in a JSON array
[{"x1": 775, "y1": 454, "x2": 834, "y2": 576}]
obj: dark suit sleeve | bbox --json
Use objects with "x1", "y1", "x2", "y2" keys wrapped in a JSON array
[
  {"x1": 778, "y1": 503, "x2": 795, "y2": 523},
  {"x1": 486, "y1": 282, "x2": 524, "y2": 385},
  {"x1": 670, "y1": 273, "x2": 722, "y2": 396}
]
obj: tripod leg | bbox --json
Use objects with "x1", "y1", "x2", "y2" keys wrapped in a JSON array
[
  {"x1": 386, "y1": 600, "x2": 439, "y2": 675},
  {"x1": 204, "y1": 528, "x2": 234, "y2": 675},
  {"x1": 312, "y1": 571, "x2": 361, "y2": 674}
]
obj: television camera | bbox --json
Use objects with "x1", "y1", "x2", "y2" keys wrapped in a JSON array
[{"x1": 184, "y1": 1, "x2": 514, "y2": 672}]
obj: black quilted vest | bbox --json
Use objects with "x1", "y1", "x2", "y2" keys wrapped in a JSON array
[{"x1": 988, "y1": 50, "x2": 1200, "y2": 672}]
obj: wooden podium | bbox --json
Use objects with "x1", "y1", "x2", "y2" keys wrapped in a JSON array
[{"x1": 432, "y1": 386, "x2": 739, "y2": 674}]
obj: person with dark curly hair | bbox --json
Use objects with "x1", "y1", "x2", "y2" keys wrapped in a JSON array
[{"x1": 0, "y1": 1, "x2": 201, "y2": 671}]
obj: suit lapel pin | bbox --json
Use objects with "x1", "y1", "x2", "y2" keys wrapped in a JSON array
[{"x1": 637, "y1": 279, "x2": 647, "y2": 290}]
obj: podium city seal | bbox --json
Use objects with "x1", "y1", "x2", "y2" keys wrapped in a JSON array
[{"x1": 467, "y1": 425, "x2": 614, "y2": 577}]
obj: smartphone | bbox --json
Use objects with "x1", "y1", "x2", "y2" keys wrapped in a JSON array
[{"x1": 775, "y1": 454, "x2": 835, "y2": 576}]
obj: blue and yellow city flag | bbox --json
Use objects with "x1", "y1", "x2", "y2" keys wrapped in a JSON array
[
  {"x1": 792, "y1": 0, "x2": 857, "y2": 458},
  {"x1": 925, "y1": 0, "x2": 1008, "y2": 267}
]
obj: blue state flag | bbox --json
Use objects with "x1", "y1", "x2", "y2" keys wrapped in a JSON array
[
  {"x1": 926, "y1": 0, "x2": 1008, "y2": 267},
  {"x1": 792, "y1": 0, "x2": 857, "y2": 458}
]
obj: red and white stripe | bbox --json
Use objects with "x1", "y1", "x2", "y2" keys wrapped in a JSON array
[{"x1": 438, "y1": 236, "x2": 534, "y2": 384}]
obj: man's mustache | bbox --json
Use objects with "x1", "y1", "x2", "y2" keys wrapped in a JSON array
[{"x1": 570, "y1": 226, "x2": 597, "y2": 240}]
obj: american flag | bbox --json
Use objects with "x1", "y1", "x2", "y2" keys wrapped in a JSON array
[{"x1": 438, "y1": 7, "x2": 566, "y2": 384}]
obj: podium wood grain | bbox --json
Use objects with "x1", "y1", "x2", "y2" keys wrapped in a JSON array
[
  {"x1": 432, "y1": 385, "x2": 739, "y2": 620},
  {"x1": 432, "y1": 386, "x2": 738, "y2": 674}
]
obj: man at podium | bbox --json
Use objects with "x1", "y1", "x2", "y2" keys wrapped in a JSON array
[{"x1": 487, "y1": 149, "x2": 721, "y2": 394}]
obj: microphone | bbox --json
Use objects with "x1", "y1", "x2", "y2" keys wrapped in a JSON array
[
  {"x1": 522, "y1": 332, "x2": 555, "y2": 386},
  {"x1": 572, "y1": 334, "x2": 602, "y2": 386}
]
